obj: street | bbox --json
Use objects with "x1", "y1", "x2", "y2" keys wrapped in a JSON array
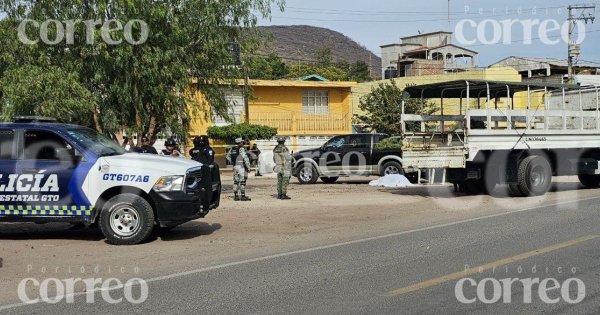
[{"x1": 1, "y1": 176, "x2": 600, "y2": 314}]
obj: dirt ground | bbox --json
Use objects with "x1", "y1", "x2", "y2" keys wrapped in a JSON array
[{"x1": 0, "y1": 175, "x2": 597, "y2": 305}]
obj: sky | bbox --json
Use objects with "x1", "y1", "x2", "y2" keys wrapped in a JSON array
[{"x1": 258, "y1": 0, "x2": 600, "y2": 68}]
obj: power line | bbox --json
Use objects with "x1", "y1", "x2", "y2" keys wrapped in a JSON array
[
  {"x1": 269, "y1": 8, "x2": 571, "y2": 24},
  {"x1": 269, "y1": 9, "x2": 559, "y2": 24},
  {"x1": 277, "y1": 5, "x2": 564, "y2": 16},
  {"x1": 579, "y1": 59, "x2": 600, "y2": 65},
  {"x1": 460, "y1": 29, "x2": 600, "y2": 48}
]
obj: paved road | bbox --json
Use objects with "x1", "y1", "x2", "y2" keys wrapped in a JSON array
[{"x1": 2, "y1": 194, "x2": 600, "y2": 314}]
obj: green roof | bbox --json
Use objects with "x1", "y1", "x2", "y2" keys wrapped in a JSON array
[{"x1": 299, "y1": 74, "x2": 330, "y2": 82}]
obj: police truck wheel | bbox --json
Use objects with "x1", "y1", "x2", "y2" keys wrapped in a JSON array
[
  {"x1": 517, "y1": 156, "x2": 552, "y2": 196},
  {"x1": 381, "y1": 161, "x2": 403, "y2": 176},
  {"x1": 578, "y1": 174, "x2": 600, "y2": 188},
  {"x1": 99, "y1": 194, "x2": 155, "y2": 245},
  {"x1": 320, "y1": 177, "x2": 339, "y2": 184},
  {"x1": 297, "y1": 164, "x2": 319, "y2": 184}
]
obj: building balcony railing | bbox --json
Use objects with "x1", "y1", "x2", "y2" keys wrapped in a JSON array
[
  {"x1": 248, "y1": 112, "x2": 351, "y2": 134},
  {"x1": 443, "y1": 61, "x2": 477, "y2": 70}
]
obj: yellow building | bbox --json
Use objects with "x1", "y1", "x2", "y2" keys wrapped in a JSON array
[{"x1": 189, "y1": 78, "x2": 357, "y2": 152}]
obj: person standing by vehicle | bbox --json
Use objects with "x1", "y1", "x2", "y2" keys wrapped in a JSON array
[
  {"x1": 273, "y1": 136, "x2": 292, "y2": 200},
  {"x1": 250, "y1": 143, "x2": 262, "y2": 176},
  {"x1": 139, "y1": 135, "x2": 158, "y2": 154},
  {"x1": 226, "y1": 138, "x2": 251, "y2": 201},
  {"x1": 190, "y1": 135, "x2": 215, "y2": 165},
  {"x1": 161, "y1": 138, "x2": 184, "y2": 158}
]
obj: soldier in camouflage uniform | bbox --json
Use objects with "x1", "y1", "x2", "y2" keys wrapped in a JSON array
[
  {"x1": 226, "y1": 137, "x2": 251, "y2": 201},
  {"x1": 273, "y1": 136, "x2": 292, "y2": 200}
]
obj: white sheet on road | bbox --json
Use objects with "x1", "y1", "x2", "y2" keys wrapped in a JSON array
[{"x1": 369, "y1": 174, "x2": 413, "y2": 188}]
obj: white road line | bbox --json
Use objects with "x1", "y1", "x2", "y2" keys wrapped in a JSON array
[{"x1": 1, "y1": 195, "x2": 599, "y2": 312}]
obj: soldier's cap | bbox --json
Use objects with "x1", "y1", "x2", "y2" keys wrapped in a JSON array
[
  {"x1": 276, "y1": 136, "x2": 286, "y2": 143},
  {"x1": 235, "y1": 137, "x2": 243, "y2": 144}
]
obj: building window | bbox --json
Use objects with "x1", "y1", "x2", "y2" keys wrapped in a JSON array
[
  {"x1": 399, "y1": 63, "x2": 413, "y2": 77},
  {"x1": 302, "y1": 91, "x2": 329, "y2": 114}
]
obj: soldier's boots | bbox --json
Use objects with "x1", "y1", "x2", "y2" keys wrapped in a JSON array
[
  {"x1": 234, "y1": 193, "x2": 240, "y2": 201},
  {"x1": 240, "y1": 196, "x2": 251, "y2": 201},
  {"x1": 280, "y1": 194, "x2": 291, "y2": 200}
]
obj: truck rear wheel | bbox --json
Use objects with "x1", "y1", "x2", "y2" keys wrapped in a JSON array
[
  {"x1": 578, "y1": 174, "x2": 600, "y2": 188},
  {"x1": 517, "y1": 156, "x2": 552, "y2": 196},
  {"x1": 99, "y1": 194, "x2": 155, "y2": 245}
]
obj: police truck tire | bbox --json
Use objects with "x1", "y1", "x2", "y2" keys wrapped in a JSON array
[
  {"x1": 578, "y1": 174, "x2": 600, "y2": 188},
  {"x1": 99, "y1": 194, "x2": 155, "y2": 245},
  {"x1": 517, "y1": 156, "x2": 552, "y2": 196},
  {"x1": 320, "y1": 177, "x2": 339, "y2": 184},
  {"x1": 297, "y1": 164, "x2": 319, "y2": 184}
]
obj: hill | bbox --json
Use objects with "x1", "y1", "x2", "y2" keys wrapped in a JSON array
[{"x1": 257, "y1": 25, "x2": 382, "y2": 79}]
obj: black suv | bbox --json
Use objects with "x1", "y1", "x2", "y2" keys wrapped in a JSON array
[{"x1": 291, "y1": 134, "x2": 404, "y2": 184}]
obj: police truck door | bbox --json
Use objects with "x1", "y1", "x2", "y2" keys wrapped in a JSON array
[
  {"x1": 0, "y1": 129, "x2": 17, "y2": 215},
  {"x1": 16, "y1": 129, "x2": 92, "y2": 218}
]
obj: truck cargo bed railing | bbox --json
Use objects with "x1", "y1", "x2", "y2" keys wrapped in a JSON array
[{"x1": 400, "y1": 80, "x2": 600, "y2": 135}]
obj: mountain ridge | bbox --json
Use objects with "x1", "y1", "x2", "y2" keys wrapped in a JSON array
[{"x1": 257, "y1": 25, "x2": 382, "y2": 80}]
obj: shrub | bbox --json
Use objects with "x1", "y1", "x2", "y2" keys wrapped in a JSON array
[
  {"x1": 207, "y1": 123, "x2": 277, "y2": 144},
  {"x1": 374, "y1": 137, "x2": 402, "y2": 151}
]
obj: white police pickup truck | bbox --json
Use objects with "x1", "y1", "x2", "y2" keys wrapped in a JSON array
[{"x1": 0, "y1": 118, "x2": 221, "y2": 245}]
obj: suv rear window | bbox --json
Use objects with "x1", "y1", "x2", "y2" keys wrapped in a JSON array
[{"x1": 0, "y1": 130, "x2": 14, "y2": 160}]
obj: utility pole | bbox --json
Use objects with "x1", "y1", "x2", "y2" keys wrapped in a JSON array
[{"x1": 567, "y1": 4, "x2": 595, "y2": 82}]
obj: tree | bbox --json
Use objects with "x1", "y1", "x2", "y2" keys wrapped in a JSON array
[
  {"x1": 314, "y1": 47, "x2": 333, "y2": 68},
  {"x1": 0, "y1": 0, "x2": 284, "y2": 145},
  {"x1": 284, "y1": 57, "x2": 373, "y2": 82},
  {"x1": 0, "y1": 65, "x2": 95, "y2": 125},
  {"x1": 354, "y1": 80, "x2": 437, "y2": 135},
  {"x1": 349, "y1": 61, "x2": 372, "y2": 82},
  {"x1": 245, "y1": 54, "x2": 289, "y2": 80},
  {"x1": 286, "y1": 64, "x2": 349, "y2": 81}
]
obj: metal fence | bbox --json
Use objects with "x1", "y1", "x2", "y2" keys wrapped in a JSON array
[{"x1": 249, "y1": 112, "x2": 351, "y2": 133}]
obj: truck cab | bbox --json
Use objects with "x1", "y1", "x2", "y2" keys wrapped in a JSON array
[
  {"x1": 291, "y1": 133, "x2": 405, "y2": 184},
  {"x1": 0, "y1": 119, "x2": 221, "y2": 245}
]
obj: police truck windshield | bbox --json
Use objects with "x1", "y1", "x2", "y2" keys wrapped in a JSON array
[{"x1": 66, "y1": 128, "x2": 127, "y2": 157}]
